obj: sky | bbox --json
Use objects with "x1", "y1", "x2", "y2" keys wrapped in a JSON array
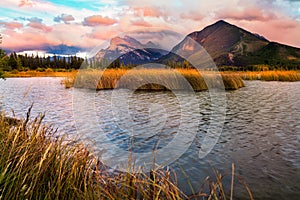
[{"x1": 0, "y1": 0, "x2": 300, "y2": 53}]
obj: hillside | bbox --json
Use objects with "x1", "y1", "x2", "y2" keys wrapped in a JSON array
[
  {"x1": 161, "y1": 20, "x2": 300, "y2": 69},
  {"x1": 89, "y1": 20, "x2": 300, "y2": 69},
  {"x1": 94, "y1": 36, "x2": 168, "y2": 67}
]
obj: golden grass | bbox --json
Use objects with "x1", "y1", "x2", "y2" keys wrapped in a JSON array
[
  {"x1": 4, "y1": 70, "x2": 77, "y2": 78},
  {"x1": 5, "y1": 69, "x2": 299, "y2": 83},
  {"x1": 62, "y1": 69, "x2": 245, "y2": 91},
  {"x1": 0, "y1": 109, "x2": 253, "y2": 199},
  {"x1": 223, "y1": 70, "x2": 300, "y2": 82}
]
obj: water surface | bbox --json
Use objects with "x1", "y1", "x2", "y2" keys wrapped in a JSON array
[{"x1": 0, "y1": 78, "x2": 299, "y2": 199}]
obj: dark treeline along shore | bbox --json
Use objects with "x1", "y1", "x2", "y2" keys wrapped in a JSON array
[{"x1": 0, "y1": 49, "x2": 83, "y2": 73}]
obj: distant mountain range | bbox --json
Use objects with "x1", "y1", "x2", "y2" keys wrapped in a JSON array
[
  {"x1": 11, "y1": 20, "x2": 300, "y2": 68},
  {"x1": 95, "y1": 20, "x2": 300, "y2": 68},
  {"x1": 171, "y1": 20, "x2": 300, "y2": 67},
  {"x1": 7, "y1": 44, "x2": 84, "y2": 56},
  {"x1": 94, "y1": 35, "x2": 168, "y2": 66},
  {"x1": 43, "y1": 44, "x2": 84, "y2": 55}
]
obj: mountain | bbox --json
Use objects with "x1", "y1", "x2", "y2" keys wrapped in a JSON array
[
  {"x1": 43, "y1": 44, "x2": 84, "y2": 55},
  {"x1": 11, "y1": 44, "x2": 84, "y2": 56},
  {"x1": 94, "y1": 35, "x2": 168, "y2": 66},
  {"x1": 161, "y1": 20, "x2": 300, "y2": 68}
]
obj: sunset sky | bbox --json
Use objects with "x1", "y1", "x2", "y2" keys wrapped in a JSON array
[{"x1": 0, "y1": 0, "x2": 300, "y2": 52}]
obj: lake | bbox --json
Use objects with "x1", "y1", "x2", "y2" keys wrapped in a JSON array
[{"x1": 0, "y1": 77, "x2": 299, "y2": 199}]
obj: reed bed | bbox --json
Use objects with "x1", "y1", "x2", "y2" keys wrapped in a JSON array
[
  {"x1": 4, "y1": 70, "x2": 77, "y2": 78},
  {"x1": 224, "y1": 70, "x2": 300, "y2": 82},
  {"x1": 62, "y1": 69, "x2": 245, "y2": 91},
  {"x1": 0, "y1": 109, "x2": 253, "y2": 199}
]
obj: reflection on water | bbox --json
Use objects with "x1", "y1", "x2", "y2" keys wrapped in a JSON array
[{"x1": 0, "y1": 78, "x2": 299, "y2": 199}]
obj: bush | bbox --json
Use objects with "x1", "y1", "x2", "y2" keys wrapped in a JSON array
[
  {"x1": 0, "y1": 70, "x2": 4, "y2": 79},
  {"x1": 36, "y1": 68, "x2": 45, "y2": 72},
  {"x1": 45, "y1": 68, "x2": 53, "y2": 73},
  {"x1": 10, "y1": 69, "x2": 19, "y2": 74}
]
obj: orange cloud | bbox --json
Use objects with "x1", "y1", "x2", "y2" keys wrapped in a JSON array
[
  {"x1": 27, "y1": 21, "x2": 52, "y2": 32},
  {"x1": 0, "y1": 22, "x2": 23, "y2": 29},
  {"x1": 83, "y1": 15, "x2": 117, "y2": 26}
]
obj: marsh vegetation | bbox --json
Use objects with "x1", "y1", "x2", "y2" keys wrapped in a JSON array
[
  {"x1": 0, "y1": 109, "x2": 253, "y2": 199},
  {"x1": 62, "y1": 69, "x2": 245, "y2": 91}
]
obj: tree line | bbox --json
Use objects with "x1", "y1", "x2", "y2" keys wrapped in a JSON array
[{"x1": 0, "y1": 49, "x2": 84, "y2": 72}]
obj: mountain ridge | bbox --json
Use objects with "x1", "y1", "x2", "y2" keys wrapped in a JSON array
[
  {"x1": 155, "y1": 20, "x2": 300, "y2": 68},
  {"x1": 8, "y1": 20, "x2": 300, "y2": 69}
]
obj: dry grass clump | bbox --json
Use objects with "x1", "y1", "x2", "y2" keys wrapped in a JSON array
[
  {"x1": 221, "y1": 74, "x2": 245, "y2": 90},
  {"x1": 63, "y1": 69, "x2": 244, "y2": 91},
  {"x1": 0, "y1": 108, "x2": 253, "y2": 199},
  {"x1": 230, "y1": 70, "x2": 300, "y2": 82},
  {"x1": 0, "y1": 108, "x2": 98, "y2": 199}
]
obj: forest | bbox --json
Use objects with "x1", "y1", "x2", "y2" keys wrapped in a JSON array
[{"x1": 0, "y1": 49, "x2": 84, "y2": 72}]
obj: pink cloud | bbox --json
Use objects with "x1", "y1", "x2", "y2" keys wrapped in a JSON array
[
  {"x1": 19, "y1": 0, "x2": 35, "y2": 7},
  {"x1": 27, "y1": 21, "x2": 52, "y2": 32},
  {"x1": 83, "y1": 15, "x2": 117, "y2": 26},
  {"x1": 217, "y1": 8, "x2": 276, "y2": 22},
  {"x1": 0, "y1": 22, "x2": 23, "y2": 29},
  {"x1": 180, "y1": 12, "x2": 205, "y2": 21},
  {"x1": 232, "y1": 18, "x2": 300, "y2": 47},
  {"x1": 87, "y1": 30, "x2": 118, "y2": 40},
  {"x1": 54, "y1": 14, "x2": 75, "y2": 24},
  {"x1": 131, "y1": 20, "x2": 152, "y2": 27},
  {"x1": 273, "y1": 19, "x2": 299, "y2": 29},
  {"x1": 133, "y1": 7, "x2": 163, "y2": 17},
  {"x1": 1, "y1": 29, "x2": 54, "y2": 50}
]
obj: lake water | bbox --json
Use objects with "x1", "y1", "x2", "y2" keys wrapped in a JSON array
[{"x1": 0, "y1": 77, "x2": 299, "y2": 199}]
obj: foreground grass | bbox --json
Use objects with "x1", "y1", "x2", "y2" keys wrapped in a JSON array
[
  {"x1": 63, "y1": 69, "x2": 245, "y2": 91},
  {"x1": 0, "y1": 109, "x2": 253, "y2": 199},
  {"x1": 223, "y1": 70, "x2": 300, "y2": 82}
]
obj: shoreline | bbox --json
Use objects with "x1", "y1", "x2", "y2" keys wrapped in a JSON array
[
  {"x1": 3, "y1": 70, "x2": 77, "y2": 78},
  {"x1": 3, "y1": 69, "x2": 300, "y2": 83}
]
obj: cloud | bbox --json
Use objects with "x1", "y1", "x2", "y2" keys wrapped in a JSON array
[
  {"x1": 27, "y1": 21, "x2": 52, "y2": 32},
  {"x1": 54, "y1": 14, "x2": 75, "y2": 24},
  {"x1": 1, "y1": 29, "x2": 52, "y2": 51},
  {"x1": 19, "y1": 0, "x2": 35, "y2": 7},
  {"x1": 216, "y1": 7, "x2": 276, "y2": 22},
  {"x1": 272, "y1": 19, "x2": 299, "y2": 29},
  {"x1": 27, "y1": 17, "x2": 43, "y2": 23},
  {"x1": 133, "y1": 7, "x2": 164, "y2": 18},
  {"x1": 180, "y1": 11, "x2": 205, "y2": 21},
  {"x1": 0, "y1": 21, "x2": 23, "y2": 29},
  {"x1": 86, "y1": 28, "x2": 118, "y2": 40},
  {"x1": 1, "y1": 0, "x2": 300, "y2": 50},
  {"x1": 83, "y1": 15, "x2": 117, "y2": 26},
  {"x1": 130, "y1": 20, "x2": 152, "y2": 27}
]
